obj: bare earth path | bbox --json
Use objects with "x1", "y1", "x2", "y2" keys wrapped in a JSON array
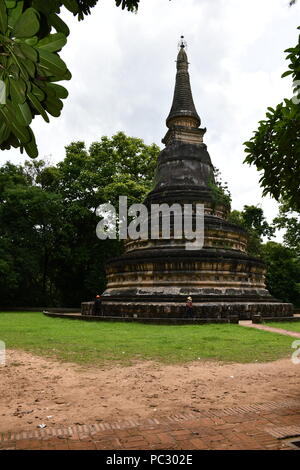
[
  {"x1": 0, "y1": 349, "x2": 299, "y2": 439},
  {"x1": 240, "y1": 321, "x2": 300, "y2": 338}
]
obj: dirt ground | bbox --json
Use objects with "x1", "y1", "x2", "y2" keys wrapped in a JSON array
[{"x1": 0, "y1": 349, "x2": 299, "y2": 433}]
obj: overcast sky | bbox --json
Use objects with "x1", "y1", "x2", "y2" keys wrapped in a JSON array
[{"x1": 2, "y1": 0, "x2": 300, "y2": 230}]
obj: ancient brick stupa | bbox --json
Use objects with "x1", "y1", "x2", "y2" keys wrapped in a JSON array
[{"x1": 98, "y1": 39, "x2": 293, "y2": 322}]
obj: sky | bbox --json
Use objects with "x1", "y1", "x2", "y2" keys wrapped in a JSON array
[{"x1": 1, "y1": 0, "x2": 300, "y2": 232}]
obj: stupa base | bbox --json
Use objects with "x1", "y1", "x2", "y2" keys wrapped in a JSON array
[
  {"x1": 81, "y1": 298, "x2": 293, "y2": 321},
  {"x1": 45, "y1": 309, "x2": 298, "y2": 325},
  {"x1": 101, "y1": 301, "x2": 293, "y2": 320}
]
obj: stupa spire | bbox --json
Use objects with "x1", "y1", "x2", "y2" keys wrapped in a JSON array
[
  {"x1": 166, "y1": 36, "x2": 201, "y2": 130},
  {"x1": 162, "y1": 38, "x2": 205, "y2": 146}
]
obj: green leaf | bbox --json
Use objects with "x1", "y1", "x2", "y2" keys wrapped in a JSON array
[
  {"x1": 40, "y1": 82, "x2": 56, "y2": 99},
  {"x1": 13, "y1": 7, "x2": 40, "y2": 38},
  {"x1": 44, "y1": 95, "x2": 63, "y2": 117},
  {"x1": 24, "y1": 129, "x2": 38, "y2": 158},
  {"x1": 32, "y1": 82, "x2": 45, "y2": 101},
  {"x1": 62, "y1": 0, "x2": 79, "y2": 15},
  {"x1": 48, "y1": 83, "x2": 68, "y2": 99},
  {"x1": 0, "y1": 54, "x2": 8, "y2": 71},
  {"x1": 25, "y1": 36, "x2": 38, "y2": 46},
  {"x1": 27, "y1": 91, "x2": 49, "y2": 122},
  {"x1": 38, "y1": 49, "x2": 67, "y2": 77},
  {"x1": 9, "y1": 77, "x2": 26, "y2": 104},
  {"x1": 7, "y1": 1, "x2": 24, "y2": 30},
  {"x1": 0, "y1": 128, "x2": 19, "y2": 149},
  {"x1": 5, "y1": 1, "x2": 17, "y2": 8},
  {"x1": 31, "y1": 0, "x2": 56, "y2": 16},
  {"x1": 16, "y1": 101, "x2": 32, "y2": 126},
  {"x1": 10, "y1": 122, "x2": 30, "y2": 144},
  {"x1": 282, "y1": 70, "x2": 293, "y2": 78},
  {"x1": 22, "y1": 57, "x2": 36, "y2": 78},
  {"x1": 1, "y1": 101, "x2": 31, "y2": 143},
  {"x1": 49, "y1": 68, "x2": 72, "y2": 82},
  {"x1": 0, "y1": 2, "x2": 8, "y2": 34},
  {"x1": 49, "y1": 13, "x2": 70, "y2": 37},
  {"x1": 19, "y1": 43, "x2": 38, "y2": 62},
  {"x1": 36, "y1": 64, "x2": 52, "y2": 78},
  {"x1": 13, "y1": 43, "x2": 26, "y2": 59},
  {"x1": 7, "y1": 60, "x2": 20, "y2": 79},
  {"x1": 284, "y1": 47, "x2": 295, "y2": 53},
  {"x1": 7, "y1": 51, "x2": 28, "y2": 80},
  {"x1": 37, "y1": 33, "x2": 67, "y2": 53},
  {"x1": 0, "y1": 121, "x2": 11, "y2": 145}
]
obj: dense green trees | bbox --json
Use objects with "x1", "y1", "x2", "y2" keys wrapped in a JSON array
[
  {"x1": 228, "y1": 205, "x2": 300, "y2": 306},
  {"x1": 228, "y1": 205, "x2": 274, "y2": 257},
  {"x1": 0, "y1": 132, "x2": 159, "y2": 307},
  {"x1": 262, "y1": 242, "x2": 300, "y2": 306},
  {"x1": 1, "y1": 135, "x2": 299, "y2": 308}
]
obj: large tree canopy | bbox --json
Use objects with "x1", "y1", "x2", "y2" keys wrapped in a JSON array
[{"x1": 0, "y1": 132, "x2": 159, "y2": 307}]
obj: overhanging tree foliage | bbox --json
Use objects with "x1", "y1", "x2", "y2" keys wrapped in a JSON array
[
  {"x1": 244, "y1": 24, "x2": 300, "y2": 213},
  {"x1": 0, "y1": 0, "x2": 141, "y2": 158}
]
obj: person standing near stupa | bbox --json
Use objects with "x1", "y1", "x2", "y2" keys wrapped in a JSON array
[
  {"x1": 186, "y1": 297, "x2": 193, "y2": 317},
  {"x1": 94, "y1": 295, "x2": 102, "y2": 316}
]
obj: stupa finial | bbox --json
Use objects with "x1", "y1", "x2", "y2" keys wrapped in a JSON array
[{"x1": 178, "y1": 35, "x2": 187, "y2": 50}]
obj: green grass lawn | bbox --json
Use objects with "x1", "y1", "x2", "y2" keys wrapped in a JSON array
[
  {"x1": 0, "y1": 312, "x2": 295, "y2": 366},
  {"x1": 264, "y1": 322, "x2": 300, "y2": 333}
]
